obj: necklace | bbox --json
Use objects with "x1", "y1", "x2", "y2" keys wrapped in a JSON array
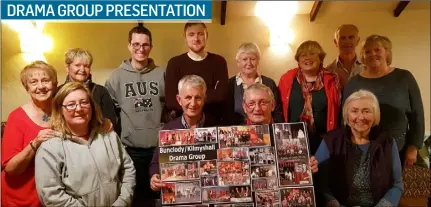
[{"x1": 42, "y1": 114, "x2": 50, "y2": 122}]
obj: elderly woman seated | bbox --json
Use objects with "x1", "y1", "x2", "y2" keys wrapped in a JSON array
[
  {"x1": 315, "y1": 89, "x2": 403, "y2": 207},
  {"x1": 35, "y1": 82, "x2": 136, "y2": 206}
]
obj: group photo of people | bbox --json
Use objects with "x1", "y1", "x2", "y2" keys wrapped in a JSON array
[
  {"x1": 274, "y1": 123, "x2": 309, "y2": 159},
  {"x1": 218, "y1": 126, "x2": 270, "y2": 148},
  {"x1": 278, "y1": 160, "x2": 312, "y2": 186},
  {"x1": 1, "y1": 7, "x2": 427, "y2": 206},
  {"x1": 218, "y1": 161, "x2": 251, "y2": 186},
  {"x1": 252, "y1": 178, "x2": 278, "y2": 191},
  {"x1": 202, "y1": 175, "x2": 219, "y2": 187},
  {"x1": 174, "y1": 181, "x2": 202, "y2": 204},
  {"x1": 159, "y1": 129, "x2": 195, "y2": 146},
  {"x1": 280, "y1": 187, "x2": 315, "y2": 207},
  {"x1": 161, "y1": 181, "x2": 202, "y2": 205},
  {"x1": 202, "y1": 187, "x2": 231, "y2": 203},
  {"x1": 214, "y1": 203, "x2": 255, "y2": 207},
  {"x1": 200, "y1": 160, "x2": 218, "y2": 176},
  {"x1": 250, "y1": 165, "x2": 277, "y2": 179},
  {"x1": 160, "y1": 161, "x2": 199, "y2": 181},
  {"x1": 195, "y1": 127, "x2": 218, "y2": 144},
  {"x1": 218, "y1": 147, "x2": 250, "y2": 161},
  {"x1": 255, "y1": 191, "x2": 281, "y2": 207},
  {"x1": 249, "y1": 147, "x2": 276, "y2": 165}
]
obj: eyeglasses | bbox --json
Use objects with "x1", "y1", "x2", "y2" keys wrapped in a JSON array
[
  {"x1": 131, "y1": 42, "x2": 151, "y2": 50},
  {"x1": 245, "y1": 100, "x2": 271, "y2": 109},
  {"x1": 62, "y1": 101, "x2": 91, "y2": 111}
]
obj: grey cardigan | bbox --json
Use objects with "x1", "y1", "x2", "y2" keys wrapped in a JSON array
[{"x1": 35, "y1": 131, "x2": 136, "y2": 207}]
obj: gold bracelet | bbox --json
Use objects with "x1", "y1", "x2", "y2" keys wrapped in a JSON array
[{"x1": 30, "y1": 140, "x2": 37, "y2": 151}]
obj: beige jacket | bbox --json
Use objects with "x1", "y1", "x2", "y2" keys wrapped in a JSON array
[{"x1": 35, "y1": 131, "x2": 136, "y2": 206}]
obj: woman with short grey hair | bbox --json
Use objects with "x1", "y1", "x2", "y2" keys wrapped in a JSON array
[
  {"x1": 224, "y1": 42, "x2": 283, "y2": 125},
  {"x1": 315, "y1": 89, "x2": 403, "y2": 207}
]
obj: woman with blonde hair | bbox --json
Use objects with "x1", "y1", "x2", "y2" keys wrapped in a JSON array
[
  {"x1": 62, "y1": 48, "x2": 118, "y2": 134},
  {"x1": 343, "y1": 35, "x2": 424, "y2": 167},
  {"x1": 278, "y1": 40, "x2": 341, "y2": 155},
  {"x1": 35, "y1": 82, "x2": 135, "y2": 206},
  {"x1": 315, "y1": 90, "x2": 403, "y2": 207},
  {"x1": 1, "y1": 61, "x2": 57, "y2": 207}
]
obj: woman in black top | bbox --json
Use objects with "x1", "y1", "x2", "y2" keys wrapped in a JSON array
[
  {"x1": 343, "y1": 35, "x2": 425, "y2": 167},
  {"x1": 60, "y1": 48, "x2": 119, "y2": 134},
  {"x1": 224, "y1": 42, "x2": 283, "y2": 125}
]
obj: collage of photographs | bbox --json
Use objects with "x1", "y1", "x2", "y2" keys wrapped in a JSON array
[
  {"x1": 273, "y1": 123, "x2": 316, "y2": 207},
  {"x1": 159, "y1": 124, "x2": 316, "y2": 206},
  {"x1": 160, "y1": 127, "x2": 218, "y2": 205},
  {"x1": 273, "y1": 123, "x2": 313, "y2": 187},
  {"x1": 159, "y1": 127, "x2": 218, "y2": 147},
  {"x1": 218, "y1": 125, "x2": 271, "y2": 148}
]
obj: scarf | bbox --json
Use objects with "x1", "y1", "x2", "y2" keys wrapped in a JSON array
[{"x1": 296, "y1": 68, "x2": 325, "y2": 135}]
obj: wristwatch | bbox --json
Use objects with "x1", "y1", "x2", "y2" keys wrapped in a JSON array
[{"x1": 30, "y1": 140, "x2": 37, "y2": 151}]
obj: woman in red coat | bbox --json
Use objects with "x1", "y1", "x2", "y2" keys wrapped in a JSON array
[{"x1": 278, "y1": 40, "x2": 341, "y2": 155}]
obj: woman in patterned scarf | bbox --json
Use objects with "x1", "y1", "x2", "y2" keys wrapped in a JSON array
[{"x1": 278, "y1": 40, "x2": 341, "y2": 155}]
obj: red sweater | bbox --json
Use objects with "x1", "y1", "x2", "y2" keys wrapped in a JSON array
[
  {"x1": 2, "y1": 107, "x2": 45, "y2": 207},
  {"x1": 165, "y1": 53, "x2": 229, "y2": 123},
  {"x1": 278, "y1": 68, "x2": 340, "y2": 132}
]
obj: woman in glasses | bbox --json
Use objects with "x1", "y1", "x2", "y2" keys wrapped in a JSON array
[
  {"x1": 35, "y1": 82, "x2": 136, "y2": 206},
  {"x1": 61, "y1": 48, "x2": 119, "y2": 134}
]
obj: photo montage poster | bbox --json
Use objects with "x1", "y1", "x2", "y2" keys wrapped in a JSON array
[
  {"x1": 159, "y1": 123, "x2": 315, "y2": 206},
  {"x1": 216, "y1": 125, "x2": 273, "y2": 207},
  {"x1": 273, "y1": 122, "x2": 316, "y2": 207},
  {"x1": 159, "y1": 127, "x2": 218, "y2": 205}
]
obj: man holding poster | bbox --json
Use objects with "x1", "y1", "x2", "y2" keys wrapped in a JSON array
[
  {"x1": 242, "y1": 83, "x2": 319, "y2": 173},
  {"x1": 149, "y1": 75, "x2": 217, "y2": 192}
]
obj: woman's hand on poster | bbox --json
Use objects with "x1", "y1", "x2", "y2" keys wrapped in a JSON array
[
  {"x1": 309, "y1": 156, "x2": 318, "y2": 173},
  {"x1": 150, "y1": 174, "x2": 165, "y2": 191}
]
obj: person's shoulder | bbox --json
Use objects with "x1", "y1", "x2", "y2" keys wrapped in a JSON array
[
  {"x1": 38, "y1": 137, "x2": 64, "y2": 152},
  {"x1": 207, "y1": 52, "x2": 227, "y2": 62},
  {"x1": 107, "y1": 66, "x2": 126, "y2": 81},
  {"x1": 393, "y1": 68, "x2": 415, "y2": 79},
  {"x1": 168, "y1": 53, "x2": 188, "y2": 62},
  {"x1": 7, "y1": 107, "x2": 26, "y2": 121},
  {"x1": 321, "y1": 127, "x2": 346, "y2": 141},
  {"x1": 93, "y1": 83, "x2": 109, "y2": 91},
  {"x1": 279, "y1": 67, "x2": 299, "y2": 82},
  {"x1": 151, "y1": 65, "x2": 166, "y2": 77},
  {"x1": 97, "y1": 131, "x2": 121, "y2": 144},
  {"x1": 228, "y1": 76, "x2": 236, "y2": 84},
  {"x1": 325, "y1": 59, "x2": 338, "y2": 72},
  {"x1": 261, "y1": 75, "x2": 277, "y2": 85}
]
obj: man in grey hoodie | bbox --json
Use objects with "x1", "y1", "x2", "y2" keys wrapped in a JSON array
[{"x1": 105, "y1": 25, "x2": 164, "y2": 207}]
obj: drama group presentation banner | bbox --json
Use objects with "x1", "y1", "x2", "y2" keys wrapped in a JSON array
[
  {"x1": 158, "y1": 123, "x2": 316, "y2": 207},
  {"x1": 1, "y1": 0, "x2": 212, "y2": 21}
]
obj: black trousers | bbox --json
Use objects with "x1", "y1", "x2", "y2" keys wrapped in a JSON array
[{"x1": 126, "y1": 147, "x2": 160, "y2": 207}]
